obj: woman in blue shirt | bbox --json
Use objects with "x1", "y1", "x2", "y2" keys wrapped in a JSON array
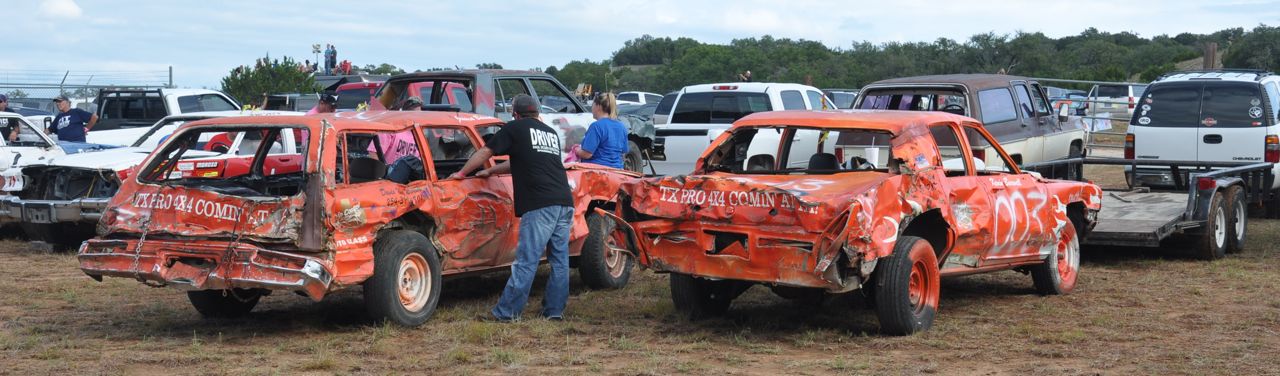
[{"x1": 574, "y1": 93, "x2": 628, "y2": 169}]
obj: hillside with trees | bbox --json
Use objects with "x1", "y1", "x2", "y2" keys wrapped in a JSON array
[{"x1": 549, "y1": 26, "x2": 1275, "y2": 93}]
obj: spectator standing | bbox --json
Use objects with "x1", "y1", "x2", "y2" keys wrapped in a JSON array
[
  {"x1": 449, "y1": 94, "x2": 574, "y2": 322},
  {"x1": 49, "y1": 95, "x2": 97, "y2": 142},
  {"x1": 574, "y1": 92, "x2": 627, "y2": 168}
]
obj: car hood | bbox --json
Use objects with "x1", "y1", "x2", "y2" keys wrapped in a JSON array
[
  {"x1": 624, "y1": 172, "x2": 891, "y2": 232},
  {"x1": 39, "y1": 147, "x2": 218, "y2": 171}
]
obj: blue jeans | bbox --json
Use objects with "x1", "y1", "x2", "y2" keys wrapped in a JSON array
[{"x1": 491, "y1": 205, "x2": 574, "y2": 320}]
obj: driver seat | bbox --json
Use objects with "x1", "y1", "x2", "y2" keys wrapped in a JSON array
[{"x1": 808, "y1": 153, "x2": 839, "y2": 170}]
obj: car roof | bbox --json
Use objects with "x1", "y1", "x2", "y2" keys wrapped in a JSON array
[
  {"x1": 681, "y1": 82, "x2": 821, "y2": 93},
  {"x1": 867, "y1": 74, "x2": 1031, "y2": 90},
  {"x1": 181, "y1": 111, "x2": 504, "y2": 133},
  {"x1": 733, "y1": 109, "x2": 980, "y2": 134},
  {"x1": 160, "y1": 110, "x2": 303, "y2": 121},
  {"x1": 386, "y1": 69, "x2": 553, "y2": 82},
  {"x1": 1155, "y1": 70, "x2": 1273, "y2": 83}
]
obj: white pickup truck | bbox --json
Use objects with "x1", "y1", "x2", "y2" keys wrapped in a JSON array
[
  {"x1": 0, "y1": 111, "x2": 302, "y2": 245},
  {"x1": 649, "y1": 82, "x2": 834, "y2": 176}
]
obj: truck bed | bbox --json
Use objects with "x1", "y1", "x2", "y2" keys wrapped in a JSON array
[{"x1": 1085, "y1": 190, "x2": 1195, "y2": 247}]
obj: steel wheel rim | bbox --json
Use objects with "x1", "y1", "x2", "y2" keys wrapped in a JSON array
[
  {"x1": 398, "y1": 253, "x2": 431, "y2": 312},
  {"x1": 1213, "y1": 207, "x2": 1226, "y2": 249},
  {"x1": 908, "y1": 259, "x2": 934, "y2": 314},
  {"x1": 1057, "y1": 234, "x2": 1079, "y2": 288},
  {"x1": 1234, "y1": 202, "x2": 1246, "y2": 241},
  {"x1": 604, "y1": 234, "x2": 626, "y2": 278}
]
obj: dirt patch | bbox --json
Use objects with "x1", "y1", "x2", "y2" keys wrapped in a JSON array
[{"x1": 1, "y1": 220, "x2": 1279, "y2": 375}]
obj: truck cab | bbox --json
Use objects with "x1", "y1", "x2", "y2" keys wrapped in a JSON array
[
  {"x1": 856, "y1": 74, "x2": 1086, "y2": 167},
  {"x1": 94, "y1": 88, "x2": 240, "y2": 131}
]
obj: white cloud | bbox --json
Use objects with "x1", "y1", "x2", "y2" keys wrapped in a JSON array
[{"x1": 39, "y1": 0, "x2": 82, "y2": 18}]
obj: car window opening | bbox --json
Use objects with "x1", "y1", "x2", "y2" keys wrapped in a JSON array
[
  {"x1": 703, "y1": 126, "x2": 898, "y2": 175},
  {"x1": 139, "y1": 126, "x2": 310, "y2": 197}
]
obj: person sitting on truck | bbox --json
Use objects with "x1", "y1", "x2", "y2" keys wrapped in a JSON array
[
  {"x1": 49, "y1": 95, "x2": 97, "y2": 142},
  {"x1": 572, "y1": 92, "x2": 627, "y2": 169}
]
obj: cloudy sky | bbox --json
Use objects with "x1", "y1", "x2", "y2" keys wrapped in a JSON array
[{"x1": 6, "y1": 0, "x2": 1279, "y2": 89}]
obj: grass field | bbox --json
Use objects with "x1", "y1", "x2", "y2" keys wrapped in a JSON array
[{"x1": 2, "y1": 218, "x2": 1278, "y2": 375}]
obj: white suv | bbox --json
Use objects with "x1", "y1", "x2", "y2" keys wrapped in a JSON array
[
  {"x1": 650, "y1": 83, "x2": 833, "y2": 175},
  {"x1": 1127, "y1": 70, "x2": 1280, "y2": 191}
]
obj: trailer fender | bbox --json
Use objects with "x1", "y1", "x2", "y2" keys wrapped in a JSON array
[{"x1": 1190, "y1": 177, "x2": 1244, "y2": 222}]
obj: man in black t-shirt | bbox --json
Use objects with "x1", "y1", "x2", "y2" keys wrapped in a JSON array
[{"x1": 450, "y1": 94, "x2": 574, "y2": 322}]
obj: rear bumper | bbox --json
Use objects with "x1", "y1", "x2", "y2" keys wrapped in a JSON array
[
  {"x1": 78, "y1": 238, "x2": 334, "y2": 300},
  {"x1": 625, "y1": 219, "x2": 839, "y2": 289},
  {"x1": 0, "y1": 196, "x2": 109, "y2": 224}
]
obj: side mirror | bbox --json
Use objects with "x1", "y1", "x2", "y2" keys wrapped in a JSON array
[{"x1": 1057, "y1": 103, "x2": 1071, "y2": 123}]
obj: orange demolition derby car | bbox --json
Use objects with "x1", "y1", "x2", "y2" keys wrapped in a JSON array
[
  {"x1": 604, "y1": 110, "x2": 1103, "y2": 335},
  {"x1": 78, "y1": 111, "x2": 639, "y2": 326}
]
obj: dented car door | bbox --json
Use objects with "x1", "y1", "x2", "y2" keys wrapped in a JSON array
[{"x1": 421, "y1": 125, "x2": 516, "y2": 271}]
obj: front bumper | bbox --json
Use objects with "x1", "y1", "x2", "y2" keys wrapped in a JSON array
[
  {"x1": 0, "y1": 196, "x2": 110, "y2": 224},
  {"x1": 78, "y1": 238, "x2": 334, "y2": 300}
]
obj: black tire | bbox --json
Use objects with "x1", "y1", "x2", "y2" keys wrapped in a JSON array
[
  {"x1": 364, "y1": 230, "x2": 443, "y2": 327},
  {"x1": 1066, "y1": 143, "x2": 1084, "y2": 180},
  {"x1": 872, "y1": 236, "x2": 939, "y2": 335},
  {"x1": 1224, "y1": 186, "x2": 1247, "y2": 254},
  {"x1": 578, "y1": 213, "x2": 633, "y2": 290},
  {"x1": 1196, "y1": 192, "x2": 1228, "y2": 260},
  {"x1": 670, "y1": 273, "x2": 735, "y2": 320},
  {"x1": 623, "y1": 140, "x2": 644, "y2": 174},
  {"x1": 1266, "y1": 189, "x2": 1280, "y2": 219},
  {"x1": 187, "y1": 288, "x2": 264, "y2": 318},
  {"x1": 1031, "y1": 220, "x2": 1080, "y2": 295}
]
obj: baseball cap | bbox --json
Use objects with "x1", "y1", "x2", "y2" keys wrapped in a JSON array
[
  {"x1": 319, "y1": 93, "x2": 337, "y2": 105},
  {"x1": 53, "y1": 95, "x2": 70, "y2": 102},
  {"x1": 511, "y1": 94, "x2": 539, "y2": 116},
  {"x1": 403, "y1": 96, "x2": 423, "y2": 108}
]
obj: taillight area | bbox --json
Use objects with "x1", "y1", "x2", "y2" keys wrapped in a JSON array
[
  {"x1": 971, "y1": 148, "x2": 986, "y2": 162},
  {"x1": 1265, "y1": 135, "x2": 1279, "y2": 163},
  {"x1": 712, "y1": 85, "x2": 738, "y2": 90},
  {"x1": 1124, "y1": 134, "x2": 1135, "y2": 160},
  {"x1": 1128, "y1": 96, "x2": 1135, "y2": 109},
  {"x1": 1197, "y1": 177, "x2": 1216, "y2": 190}
]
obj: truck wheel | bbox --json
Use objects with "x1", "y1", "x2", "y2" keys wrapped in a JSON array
[
  {"x1": 623, "y1": 141, "x2": 644, "y2": 174},
  {"x1": 187, "y1": 288, "x2": 264, "y2": 318},
  {"x1": 872, "y1": 236, "x2": 939, "y2": 335},
  {"x1": 1066, "y1": 143, "x2": 1084, "y2": 180},
  {"x1": 1031, "y1": 221, "x2": 1080, "y2": 295},
  {"x1": 1196, "y1": 192, "x2": 1228, "y2": 260},
  {"x1": 579, "y1": 213, "x2": 633, "y2": 289},
  {"x1": 364, "y1": 230, "x2": 442, "y2": 327},
  {"x1": 670, "y1": 273, "x2": 736, "y2": 320},
  {"x1": 1224, "y1": 186, "x2": 1247, "y2": 254}
]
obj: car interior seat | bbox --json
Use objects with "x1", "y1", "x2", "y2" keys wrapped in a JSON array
[
  {"x1": 849, "y1": 156, "x2": 873, "y2": 170},
  {"x1": 385, "y1": 155, "x2": 425, "y2": 184},
  {"x1": 746, "y1": 154, "x2": 775, "y2": 171},
  {"x1": 347, "y1": 157, "x2": 387, "y2": 183},
  {"x1": 808, "y1": 153, "x2": 839, "y2": 170}
]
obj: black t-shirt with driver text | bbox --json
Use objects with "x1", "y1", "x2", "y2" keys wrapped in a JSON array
[{"x1": 485, "y1": 117, "x2": 573, "y2": 216}]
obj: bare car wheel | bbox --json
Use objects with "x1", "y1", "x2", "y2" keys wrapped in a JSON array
[
  {"x1": 670, "y1": 273, "x2": 739, "y2": 320},
  {"x1": 364, "y1": 230, "x2": 442, "y2": 327},
  {"x1": 1031, "y1": 220, "x2": 1080, "y2": 295},
  {"x1": 579, "y1": 213, "x2": 633, "y2": 289},
  {"x1": 872, "y1": 236, "x2": 940, "y2": 335}
]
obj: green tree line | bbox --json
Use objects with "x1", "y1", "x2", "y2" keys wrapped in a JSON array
[{"x1": 549, "y1": 26, "x2": 1280, "y2": 93}]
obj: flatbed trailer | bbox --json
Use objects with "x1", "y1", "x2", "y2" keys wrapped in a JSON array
[{"x1": 1023, "y1": 158, "x2": 1273, "y2": 259}]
